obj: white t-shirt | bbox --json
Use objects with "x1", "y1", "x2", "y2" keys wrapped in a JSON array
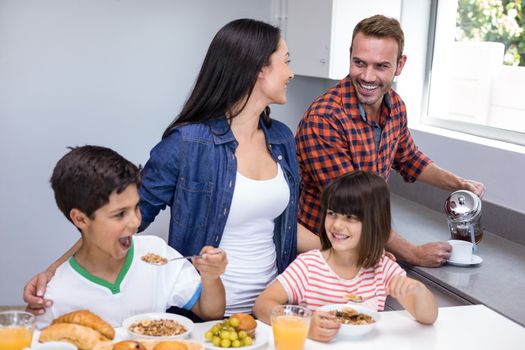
[
  {"x1": 36, "y1": 235, "x2": 201, "y2": 329},
  {"x1": 220, "y1": 163, "x2": 290, "y2": 315},
  {"x1": 278, "y1": 249, "x2": 406, "y2": 311}
]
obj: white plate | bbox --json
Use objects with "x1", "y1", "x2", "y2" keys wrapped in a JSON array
[
  {"x1": 122, "y1": 312, "x2": 194, "y2": 340},
  {"x1": 191, "y1": 320, "x2": 268, "y2": 350},
  {"x1": 447, "y1": 254, "x2": 483, "y2": 267}
]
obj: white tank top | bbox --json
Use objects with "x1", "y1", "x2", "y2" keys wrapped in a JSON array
[{"x1": 219, "y1": 162, "x2": 290, "y2": 315}]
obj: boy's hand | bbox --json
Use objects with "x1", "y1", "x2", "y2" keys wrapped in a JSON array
[
  {"x1": 308, "y1": 310, "x2": 340, "y2": 343},
  {"x1": 192, "y1": 246, "x2": 227, "y2": 281},
  {"x1": 23, "y1": 271, "x2": 54, "y2": 315},
  {"x1": 387, "y1": 275, "x2": 424, "y2": 299}
]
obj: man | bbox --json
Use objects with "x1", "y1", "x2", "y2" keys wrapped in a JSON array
[{"x1": 295, "y1": 15, "x2": 485, "y2": 267}]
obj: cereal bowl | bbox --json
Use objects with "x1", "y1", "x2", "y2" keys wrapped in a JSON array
[
  {"x1": 318, "y1": 304, "x2": 379, "y2": 338},
  {"x1": 122, "y1": 312, "x2": 194, "y2": 340}
]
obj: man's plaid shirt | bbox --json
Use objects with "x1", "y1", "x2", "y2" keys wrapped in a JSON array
[{"x1": 296, "y1": 75, "x2": 431, "y2": 233}]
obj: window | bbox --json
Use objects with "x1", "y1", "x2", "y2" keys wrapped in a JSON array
[{"x1": 424, "y1": 0, "x2": 525, "y2": 146}]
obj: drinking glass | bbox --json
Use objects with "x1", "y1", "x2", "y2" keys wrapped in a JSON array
[
  {"x1": 0, "y1": 311, "x2": 35, "y2": 350},
  {"x1": 271, "y1": 305, "x2": 312, "y2": 350}
]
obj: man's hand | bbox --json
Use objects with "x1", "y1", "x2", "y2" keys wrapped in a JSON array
[
  {"x1": 192, "y1": 246, "x2": 227, "y2": 281},
  {"x1": 460, "y1": 178, "x2": 486, "y2": 199},
  {"x1": 411, "y1": 242, "x2": 452, "y2": 267},
  {"x1": 23, "y1": 271, "x2": 54, "y2": 315},
  {"x1": 308, "y1": 311, "x2": 341, "y2": 342}
]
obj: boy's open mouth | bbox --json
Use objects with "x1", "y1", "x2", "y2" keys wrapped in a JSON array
[{"x1": 118, "y1": 236, "x2": 132, "y2": 249}]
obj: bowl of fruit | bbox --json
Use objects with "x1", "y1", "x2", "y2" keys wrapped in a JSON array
[{"x1": 202, "y1": 313, "x2": 267, "y2": 349}]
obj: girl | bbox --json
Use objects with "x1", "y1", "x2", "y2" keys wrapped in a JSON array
[{"x1": 253, "y1": 171, "x2": 438, "y2": 342}]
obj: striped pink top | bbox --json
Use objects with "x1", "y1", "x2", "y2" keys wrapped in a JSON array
[{"x1": 277, "y1": 249, "x2": 406, "y2": 311}]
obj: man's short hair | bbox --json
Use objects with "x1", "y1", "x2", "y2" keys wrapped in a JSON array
[
  {"x1": 351, "y1": 14, "x2": 405, "y2": 60},
  {"x1": 51, "y1": 145, "x2": 140, "y2": 221}
]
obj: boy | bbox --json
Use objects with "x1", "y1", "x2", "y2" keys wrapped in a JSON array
[{"x1": 36, "y1": 145, "x2": 226, "y2": 328}]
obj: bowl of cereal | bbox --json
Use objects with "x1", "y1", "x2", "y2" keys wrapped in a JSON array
[
  {"x1": 318, "y1": 304, "x2": 379, "y2": 338},
  {"x1": 122, "y1": 313, "x2": 194, "y2": 340}
]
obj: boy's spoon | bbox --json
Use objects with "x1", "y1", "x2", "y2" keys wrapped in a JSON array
[{"x1": 141, "y1": 253, "x2": 202, "y2": 265}]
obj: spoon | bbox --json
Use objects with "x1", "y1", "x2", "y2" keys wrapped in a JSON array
[
  {"x1": 343, "y1": 293, "x2": 377, "y2": 303},
  {"x1": 142, "y1": 253, "x2": 203, "y2": 266}
]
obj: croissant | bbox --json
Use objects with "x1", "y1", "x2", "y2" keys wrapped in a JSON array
[
  {"x1": 40, "y1": 323, "x2": 109, "y2": 350},
  {"x1": 52, "y1": 309, "x2": 115, "y2": 340}
]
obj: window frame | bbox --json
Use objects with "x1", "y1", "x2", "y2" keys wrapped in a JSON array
[{"x1": 420, "y1": 0, "x2": 525, "y2": 147}]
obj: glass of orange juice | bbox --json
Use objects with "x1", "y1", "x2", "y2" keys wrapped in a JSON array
[
  {"x1": 271, "y1": 305, "x2": 312, "y2": 350},
  {"x1": 0, "y1": 311, "x2": 35, "y2": 350}
]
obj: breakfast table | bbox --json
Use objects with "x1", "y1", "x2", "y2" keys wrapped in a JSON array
[{"x1": 190, "y1": 305, "x2": 525, "y2": 350}]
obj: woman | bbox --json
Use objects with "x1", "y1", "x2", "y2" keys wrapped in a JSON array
[{"x1": 24, "y1": 18, "x2": 319, "y2": 316}]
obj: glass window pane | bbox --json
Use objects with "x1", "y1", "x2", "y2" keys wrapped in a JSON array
[{"x1": 426, "y1": 0, "x2": 525, "y2": 143}]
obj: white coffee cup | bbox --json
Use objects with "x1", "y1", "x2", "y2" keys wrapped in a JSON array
[{"x1": 448, "y1": 239, "x2": 473, "y2": 263}]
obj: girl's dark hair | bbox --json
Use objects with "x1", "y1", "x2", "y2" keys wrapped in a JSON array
[
  {"x1": 51, "y1": 145, "x2": 141, "y2": 221},
  {"x1": 318, "y1": 171, "x2": 391, "y2": 268},
  {"x1": 162, "y1": 18, "x2": 281, "y2": 139}
]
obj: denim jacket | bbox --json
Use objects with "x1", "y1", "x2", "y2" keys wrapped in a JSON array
[{"x1": 139, "y1": 116, "x2": 299, "y2": 273}]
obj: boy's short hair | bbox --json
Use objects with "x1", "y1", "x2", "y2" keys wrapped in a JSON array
[
  {"x1": 318, "y1": 170, "x2": 391, "y2": 268},
  {"x1": 51, "y1": 145, "x2": 141, "y2": 221}
]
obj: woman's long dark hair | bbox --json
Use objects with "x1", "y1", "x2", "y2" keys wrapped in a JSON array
[{"x1": 162, "y1": 19, "x2": 281, "y2": 139}]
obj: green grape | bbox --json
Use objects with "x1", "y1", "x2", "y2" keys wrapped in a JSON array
[
  {"x1": 231, "y1": 339, "x2": 241, "y2": 348},
  {"x1": 204, "y1": 331, "x2": 213, "y2": 341},
  {"x1": 229, "y1": 331, "x2": 239, "y2": 341},
  {"x1": 220, "y1": 338, "x2": 232, "y2": 348},
  {"x1": 219, "y1": 330, "x2": 230, "y2": 340},
  {"x1": 238, "y1": 330, "x2": 247, "y2": 339},
  {"x1": 211, "y1": 325, "x2": 221, "y2": 334},
  {"x1": 243, "y1": 336, "x2": 253, "y2": 346},
  {"x1": 212, "y1": 336, "x2": 221, "y2": 347},
  {"x1": 227, "y1": 326, "x2": 235, "y2": 332},
  {"x1": 229, "y1": 316, "x2": 240, "y2": 328}
]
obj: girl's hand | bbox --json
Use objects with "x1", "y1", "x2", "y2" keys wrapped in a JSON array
[
  {"x1": 308, "y1": 310, "x2": 341, "y2": 343},
  {"x1": 192, "y1": 246, "x2": 227, "y2": 281},
  {"x1": 387, "y1": 275, "x2": 424, "y2": 299}
]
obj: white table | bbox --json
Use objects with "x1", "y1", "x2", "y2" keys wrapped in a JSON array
[{"x1": 191, "y1": 305, "x2": 525, "y2": 350}]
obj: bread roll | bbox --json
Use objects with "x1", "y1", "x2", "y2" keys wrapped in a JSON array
[
  {"x1": 153, "y1": 341, "x2": 188, "y2": 350},
  {"x1": 232, "y1": 313, "x2": 257, "y2": 338},
  {"x1": 52, "y1": 310, "x2": 115, "y2": 340},
  {"x1": 113, "y1": 340, "x2": 147, "y2": 350},
  {"x1": 39, "y1": 323, "x2": 109, "y2": 350}
]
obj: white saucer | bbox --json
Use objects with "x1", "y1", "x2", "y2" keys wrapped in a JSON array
[{"x1": 447, "y1": 254, "x2": 483, "y2": 267}]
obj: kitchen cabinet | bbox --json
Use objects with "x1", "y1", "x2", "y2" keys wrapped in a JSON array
[{"x1": 285, "y1": 0, "x2": 402, "y2": 79}]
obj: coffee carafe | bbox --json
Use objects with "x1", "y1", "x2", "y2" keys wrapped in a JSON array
[{"x1": 444, "y1": 190, "x2": 484, "y2": 248}]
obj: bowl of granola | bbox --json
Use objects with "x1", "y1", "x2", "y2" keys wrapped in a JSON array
[
  {"x1": 318, "y1": 304, "x2": 379, "y2": 338},
  {"x1": 122, "y1": 313, "x2": 194, "y2": 340}
]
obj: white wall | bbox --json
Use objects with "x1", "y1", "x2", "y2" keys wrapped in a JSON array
[{"x1": 0, "y1": 0, "x2": 274, "y2": 305}]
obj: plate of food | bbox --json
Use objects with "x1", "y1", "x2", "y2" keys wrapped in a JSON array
[
  {"x1": 318, "y1": 304, "x2": 379, "y2": 338},
  {"x1": 122, "y1": 313, "x2": 194, "y2": 340},
  {"x1": 191, "y1": 314, "x2": 268, "y2": 350},
  {"x1": 94, "y1": 339, "x2": 204, "y2": 350}
]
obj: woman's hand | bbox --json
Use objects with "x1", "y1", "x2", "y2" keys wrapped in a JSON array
[
  {"x1": 192, "y1": 246, "x2": 227, "y2": 281},
  {"x1": 23, "y1": 270, "x2": 54, "y2": 315},
  {"x1": 308, "y1": 310, "x2": 340, "y2": 343}
]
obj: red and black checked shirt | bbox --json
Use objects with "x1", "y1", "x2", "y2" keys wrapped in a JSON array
[{"x1": 296, "y1": 76, "x2": 431, "y2": 233}]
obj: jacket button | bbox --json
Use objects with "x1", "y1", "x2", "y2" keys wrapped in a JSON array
[{"x1": 278, "y1": 155, "x2": 283, "y2": 160}]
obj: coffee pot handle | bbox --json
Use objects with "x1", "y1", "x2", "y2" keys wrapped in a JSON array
[{"x1": 467, "y1": 223, "x2": 477, "y2": 251}]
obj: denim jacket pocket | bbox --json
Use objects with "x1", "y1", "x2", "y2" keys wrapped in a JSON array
[{"x1": 173, "y1": 178, "x2": 213, "y2": 229}]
